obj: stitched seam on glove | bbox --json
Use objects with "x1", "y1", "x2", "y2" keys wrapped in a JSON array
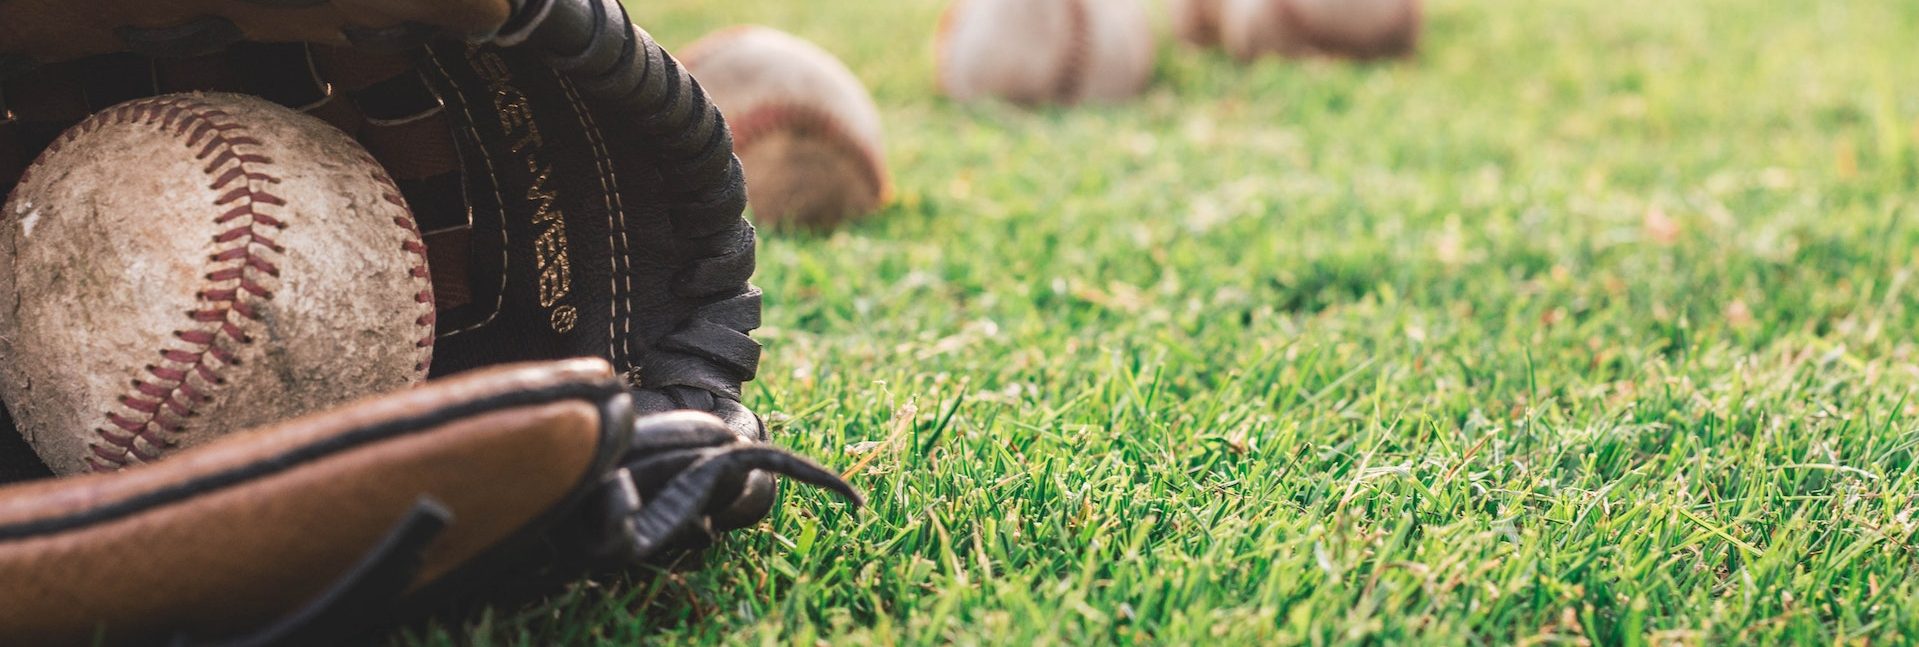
[
  {"x1": 415, "y1": 51, "x2": 511, "y2": 339},
  {"x1": 0, "y1": 379, "x2": 625, "y2": 542},
  {"x1": 552, "y1": 73, "x2": 634, "y2": 369}
]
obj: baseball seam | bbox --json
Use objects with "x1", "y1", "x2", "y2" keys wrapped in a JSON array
[
  {"x1": 729, "y1": 103, "x2": 891, "y2": 210},
  {"x1": 301, "y1": 45, "x2": 436, "y2": 355},
  {"x1": 31, "y1": 96, "x2": 286, "y2": 471},
  {"x1": 353, "y1": 151, "x2": 438, "y2": 375},
  {"x1": 1053, "y1": 0, "x2": 1093, "y2": 105},
  {"x1": 26, "y1": 95, "x2": 435, "y2": 472}
]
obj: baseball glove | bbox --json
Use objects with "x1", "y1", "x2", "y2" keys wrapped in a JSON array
[
  {"x1": 0, "y1": 359, "x2": 861, "y2": 646},
  {"x1": 0, "y1": 0, "x2": 857, "y2": 643}
]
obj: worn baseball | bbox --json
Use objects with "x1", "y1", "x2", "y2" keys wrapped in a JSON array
[
  {"x1": 1221, "y1": 0, "x2": 1421, "y2": 62},
  {"x1": 1220, "y1": 0, "x2": 1296, "y2": 61},
  {"x1": 681, "y1": 26, "x2": 891, "y2": 229},
  {"x1": 0, "y1": 92, "x2": 434, "y2": 475},
  {"x1": 936, "y1": 0, "x2": 1155, "y2": 106},
  {"x1": 1170, "y1": 0, "x2": 1226, "y2": 48}
]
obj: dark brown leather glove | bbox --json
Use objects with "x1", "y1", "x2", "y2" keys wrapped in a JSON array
[
  {"x1": 0, "y1": 359, "x2": 860, "y2": 646},
  {"x1": 0, "y1": 2, "x2": 855, "y2": 644},
  {"x1": 0, "y1": 0, "x2": 781, "y2": 526}
]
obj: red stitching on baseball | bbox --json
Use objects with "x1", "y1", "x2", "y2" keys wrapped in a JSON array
[
  {"x1": 14, "y1": 91, "x2": 431, "y2": 471},
  {"x1": 353, "y1": 149, "x2": 437, "y2": 365},
  {"x1": 1053, "y1": 0, "x2": 1093, "y2": 105},
  {"x1": 728, "y1": 103, "x2": 892, "y2": 206},
  {"x1": 33, "y1": 95, "x2": 289, "y2": 472}
]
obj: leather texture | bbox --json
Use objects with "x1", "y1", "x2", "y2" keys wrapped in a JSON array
[
  {"x1": 0, "y1": 6, "x2": 807, "y2": 642},
  {"x1": 0, "y1": 0, "x2": 775, "y2": 523},
  {"x1": 0, "y1": 359, "x2": 624, "y2": 646},
  {"x1": 0, "y1": 0, "x2": 515, "y2": 63},
  {"x1": 0, "y1": 355, "x2": 857, "y2": 646}
]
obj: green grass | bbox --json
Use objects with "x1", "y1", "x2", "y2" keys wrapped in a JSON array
[{"x1": 408, "y1": 0, "x2": 1919, "y2": 643}]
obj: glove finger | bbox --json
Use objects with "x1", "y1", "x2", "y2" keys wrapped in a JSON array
[
  {"x1": 709, "y1": 470, "x2": 778, "y2": 532},
  {"x1": 627, "y1": 410, "x2": 742, "y2": 455},
  {"x1": 705, "y1": 397, "x2": 779, "y2": 531},
  {"x1": 624, "y1": 445, "x2": 859, "y2": 559},
  {"x1": 0, "y1": 359, "x2": 628, "y2": 646}
]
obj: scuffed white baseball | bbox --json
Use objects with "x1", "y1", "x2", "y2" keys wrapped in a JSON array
[
  {"x1": 682, "y1": 26, "x2": 891, "y2": 228},
  {"x1": 0, "y1": 92, "x2": 434, "y2": 475}
]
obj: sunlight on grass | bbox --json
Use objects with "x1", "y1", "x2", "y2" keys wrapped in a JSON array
[{"x1": 404, "y1": 0, "x2": 1919, "y2": 643}]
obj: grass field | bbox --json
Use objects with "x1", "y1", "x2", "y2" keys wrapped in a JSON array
[{"x1": 410, "y1": 0, "x2": 1919, "y2": 644}]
